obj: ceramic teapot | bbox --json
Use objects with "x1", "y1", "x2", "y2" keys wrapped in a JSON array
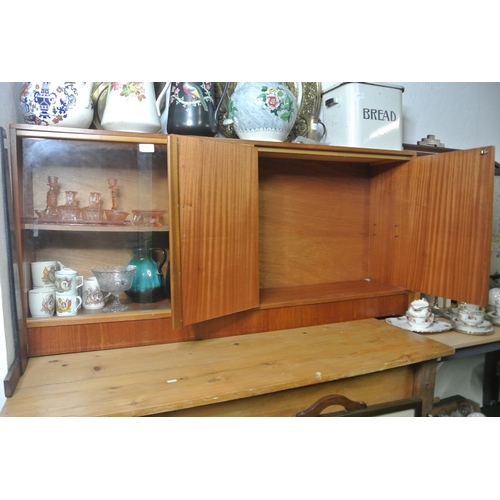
[
  {"x1": 101, "y1": 82, "x2": 169, "y2": 133},
  {"x1": 164, "y1": 82, "x2": 228, "y2": 136},
  {"x1": 19, "y1": 82, "x2": 94, "y2": 128},
  {"x1": 125, "y1": 247, "x2": 168, "y2": 303}
]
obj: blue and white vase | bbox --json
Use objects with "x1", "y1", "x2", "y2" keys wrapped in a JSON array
[
  {"x1": 223, "y1": 82, "x2": 298, "y2": 142},
  {"x1": 19, "y1": 82, "x2": 94, "y2": 128}
]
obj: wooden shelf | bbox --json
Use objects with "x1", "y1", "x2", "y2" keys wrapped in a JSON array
[
  {"x1": 27, "y1": 298, "x2": 172, "y2": 327},
  {"x1": 259, "y1": 280, "x2": 409, "y2": 309},
  {"x1": 23, "y1": 221, "x2": 169, "y2": 232}
]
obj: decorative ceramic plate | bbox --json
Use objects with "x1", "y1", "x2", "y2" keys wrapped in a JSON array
[
  {"x1": 386, "y1": 316, "x2": 453, "y2": 333},
  {"x1": 486, "y1": 311, "x2": 500, "y2": 326},
  {"x1": 450, "y1": 316, "x2": 494, "y2": 335},
  {"x1": 214, "y1": 82, "x2": 322, "y2": 142}
]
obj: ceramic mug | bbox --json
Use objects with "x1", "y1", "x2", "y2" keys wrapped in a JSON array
[
  {"x1": 457, "y1": 302, "x2": 485, "y2": 326},
  {"x1": 28, "y1": 287, "x2": 56, "y2": 318},
  {"x1": 82, "y1": 277, "x2": 107, "y2": 310},
  {"x1": 31, "y1": 260, "x2": 65, "y2": 287},
  {"x1": 56, "y1": 294, "x2": 82, "y2": 317},
  {"x1": 54, "y1": 268, "x2": 83, "y2": 295}
]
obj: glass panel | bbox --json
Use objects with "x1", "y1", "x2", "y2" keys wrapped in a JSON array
[{"x1": 20, "y1": 137, "x2": 170, "y2": 320}]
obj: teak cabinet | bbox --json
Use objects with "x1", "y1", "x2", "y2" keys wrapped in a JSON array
[{"x1": 8, "y1": 124, "x2": 495, "y2": 372}]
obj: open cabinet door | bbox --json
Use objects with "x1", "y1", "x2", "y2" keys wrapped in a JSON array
[
  {"x1": 370, "y1": 146, "x2": 494, "y2": 305},
  {"x1": 168, "y1": 135, "x2": 259, "y2": 329}
]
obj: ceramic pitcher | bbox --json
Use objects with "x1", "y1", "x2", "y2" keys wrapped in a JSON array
[
  {"x1": 19, "y1": 82, "x2": 94, "y2": 128},
  {"x1": 125, "y1": 247, "x2": 168, "y2": 303},
  {"x1": 101, "y1": 82, "x2": 169, "y2": 133},
  {"x1": 164, "y1": 82, "x2": 228, "y2": 136},
  {"x1": 223, "y1": 82, "x2": 298, "y2": 141}
]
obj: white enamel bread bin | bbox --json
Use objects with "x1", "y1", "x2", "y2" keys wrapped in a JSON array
[{"x1": 322, "y1": 82, "x2": 404, "y2": 150}]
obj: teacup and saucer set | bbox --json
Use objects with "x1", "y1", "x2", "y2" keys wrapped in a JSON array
[
  {"x1": 386, "y1": 298, "x2": 453, "y2": 333},
  {"x1": 449, "y1": 302, "x2": 493, "y2": 335}
]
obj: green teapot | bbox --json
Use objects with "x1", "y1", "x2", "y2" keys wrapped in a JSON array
[{"x1": 125, "y1": 247, "x2": 168, "y2": 303}]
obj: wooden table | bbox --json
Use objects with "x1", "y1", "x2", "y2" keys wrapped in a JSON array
[{"x1": 0, "y1": 318, "x2": 453, "y2": 417}]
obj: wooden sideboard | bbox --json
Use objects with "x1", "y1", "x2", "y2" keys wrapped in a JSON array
[
  {"x1": 3, "y1": 125, "x2": 493, "y2": 402},
  {"x1": 0, "y1": 318, "x2": 454, "y2": 417}
]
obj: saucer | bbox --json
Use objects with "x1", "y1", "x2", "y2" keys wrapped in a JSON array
[
  {"x1": 450, "y1": 316, "x2": 494, "y2": 335},
  {"x1": 386, "y1": 316, "x2": 453, "y2": 333},
  {"x1": 486, "y1": 311, "x2": 500, "y2": 326}
]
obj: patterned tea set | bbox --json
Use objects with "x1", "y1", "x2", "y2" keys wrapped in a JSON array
[{"x1": 386, "y1": 296, "x2": 496, "y2": 336}]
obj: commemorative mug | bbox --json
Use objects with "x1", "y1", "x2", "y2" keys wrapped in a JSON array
[
  {"x1": 28, "y1": 287, "x2": 56, "y2": 318},
  {"x1": 31, "y1": 260, "x2": 65, "y2": 287},
  {"x1": 82, "y1": 276, "x2": 107, "y2": 310},
  {"x1": 54, "y1": 268, "x2": 83, "y2": 295},
  {"x1": 56, "y1": 294, "x2": 82, "y2": 317}
]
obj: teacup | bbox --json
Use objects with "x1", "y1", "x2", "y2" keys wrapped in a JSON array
[
  {"x1": 56, "y1": 294, "x2": 82, "y2": 317},
  {"x1": 457, "y1": 302, "x2": 486, "y2": 326},
  {"x1": 31, "y1": 260, "x2": 65, "y2": 287},
  {"x1": 54, "y1": 268, "x2": 83, "y2": 295},
  {"x1": 406, "y1": 312, "x2": 434, "y2": 328},
  {"x1": 28, "y1": 287, "x2": 56, "y2": 318}
]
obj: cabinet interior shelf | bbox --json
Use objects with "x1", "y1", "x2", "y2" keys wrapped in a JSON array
[
  {"x1": 259, "y1": 280, "x2": 408, "y2": 309},
  {"x1": 26, "y1": 281, "x2": 407, "y2": 328},
  {"x1": 23, "y1": 222, "x2": 169, "y2": 232}
]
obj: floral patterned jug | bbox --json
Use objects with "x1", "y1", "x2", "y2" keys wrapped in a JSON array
[
  {"x1": 19, "y1": 82, "x2": 94, "y2": 128},
  {"x1": 223, "y1": 82, "x2": 298, "y2": 141},
  {"x1": 101, "y1": 82, "x2": 169, "y2": 133}
]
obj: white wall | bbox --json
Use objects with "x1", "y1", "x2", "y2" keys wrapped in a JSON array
[{"x1": 1, "y1": 82, "x2": 499, "y2": 410}]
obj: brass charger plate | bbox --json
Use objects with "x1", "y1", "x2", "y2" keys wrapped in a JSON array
[{"x1": 214, "y1": 82, "x2": 322, "y2": 142}]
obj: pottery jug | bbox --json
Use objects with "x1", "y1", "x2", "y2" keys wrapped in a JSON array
[
  {"x1": 164, "y1": 82, "x2": 228, "y2": 136},
  {"x1": 19, "y1": 82, "x2": 94, "y2": 128},
  {"x1": 125, "y1": 247, "x2": 168, "y2": 303},
  {"x1": 223, "y1": 82, "x2": 298, "y2": 141},
  {"x1": 101, "y1": 82, "x2": 169, "y2": 133}
]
